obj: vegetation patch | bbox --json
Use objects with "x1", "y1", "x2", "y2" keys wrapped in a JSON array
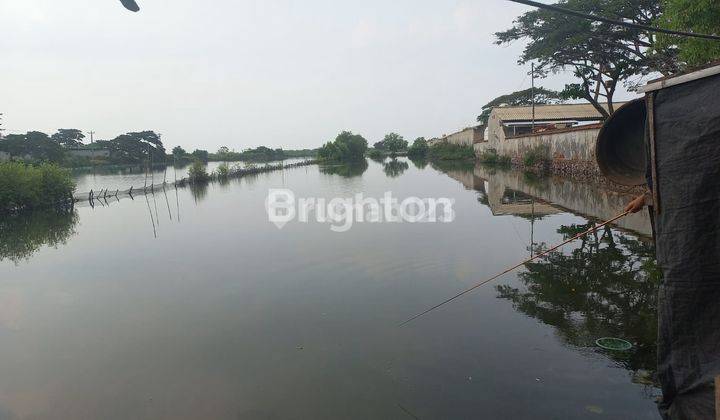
[
  {"x1": 427, "y1": 143, "x2": 475, "y2": 161},
  {"x1": 188, "y1": 160, "x2": 210, "y2": 183},
  {"x1": 0, "y1": 162, "x2": 76, "y2": 213},
  {"x1": 522, "y1": 145, "x2": 550, "y2": 167},
  {"x1": 407, "y1": 137, "x2": 429, "y2": 159},
  {"x1": 318, "y1": 131, "x2": 368, "y2": 162},
  {"x1": 478, "y1": 148, "x2": 511, "y2": 165}
]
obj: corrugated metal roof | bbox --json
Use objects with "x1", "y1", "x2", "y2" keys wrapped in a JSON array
[{"x1": 491, "y1": 102, "x2": 626, "y2": 122}]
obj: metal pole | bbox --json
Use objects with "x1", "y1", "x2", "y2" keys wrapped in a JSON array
[{"x1": 531, "y1": 62, "x2": 535, "y2": 132}]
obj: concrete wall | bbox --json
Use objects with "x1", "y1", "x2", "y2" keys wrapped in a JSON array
[
  {"x1": 67, "y1": 148, "x2": 111, "y2": 158},
  {"x1": 0, "y1": 151, "x2": 9, "y2": 162},
  {"x1": 475, "y1": 125, "x2": 601, "y2": 172},
  {"x1": 444, "y1": 126, "x2": 484, "y2": 146}
]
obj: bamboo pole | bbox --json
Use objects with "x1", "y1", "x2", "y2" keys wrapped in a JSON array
[{"x1": 400, "y1": 210, "x2": 631, "y2": 326}]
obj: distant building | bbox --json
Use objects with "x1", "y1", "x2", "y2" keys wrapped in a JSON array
[
  {"x1": 66, "y1": 147, "x2": 111, "y2": 159},
  {"x1": 486, "y1": 102, "x2": 624, "y2": 144},
  {"x1": 428, "y1": 125, "x2": 486, "y2": 147}
]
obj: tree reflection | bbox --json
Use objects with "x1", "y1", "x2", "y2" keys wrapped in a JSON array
[
  {"x1": 382, "y1": 158, "x2": 409, "y2": 178},
  {"x1": 409, "y1": 157, "x2": 428, "y2": 169},
  {"x1": 0, "y1": 209, "x2": 79, "y2": 264},
  {"x1": 189, "y1": 182, "x2": 208, "y2": 202},
  {"x1": 496, "y1": 223, "x2": 661, "y2": 382},
  {"x1": 319, "y1": 159, "x2": 369, "y2": 178}
]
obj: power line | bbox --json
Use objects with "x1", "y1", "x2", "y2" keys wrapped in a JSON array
[{"x1": 507, "y1": 0, "x2": 720, "y2": 41}]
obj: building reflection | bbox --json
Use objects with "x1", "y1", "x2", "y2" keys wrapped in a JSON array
[
  {"x1": 438, "y1": 162, "x2": 661, "y2": 390},
  {"x1": 441, "y1": 162, "x2": 652, "y2": 236}
]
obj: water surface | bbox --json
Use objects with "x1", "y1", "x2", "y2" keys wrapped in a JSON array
[{"x1": 0, "y1": 158, "x2": 660, "y2": 419}]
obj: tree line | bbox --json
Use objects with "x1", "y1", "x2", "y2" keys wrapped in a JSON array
[{"x1": 0, "y1": 129, "x2": 171, "y2": 166}]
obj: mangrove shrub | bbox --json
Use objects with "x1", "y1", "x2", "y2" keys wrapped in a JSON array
[
  {"x1": 0, "y1": 162, "x2": 76, "y2": 212},
  {"x1": 318, "y1": 131, "x2": 368, "y2": 162}
]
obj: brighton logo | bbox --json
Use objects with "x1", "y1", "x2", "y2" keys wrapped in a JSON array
[{"x1": 265, "y1": 189, "x2": 455, "y2": 232}]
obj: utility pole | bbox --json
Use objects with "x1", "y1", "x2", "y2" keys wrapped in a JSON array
[
  {"x1": 88, "y1": 130, "x2": 95, "y2": 144},
  {"x1": 0, "y1": 113, "x2": 5, "y2": 140},
  {"x1": 531, "y1": 62, "x2": 536, "y2": 132}
]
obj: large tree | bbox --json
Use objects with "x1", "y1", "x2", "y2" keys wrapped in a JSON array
[
  {"x1": 496, "y1": 0, "x2": 678, "y2": 119},
  {"x1": 318, "y1": 131, "x2": 368, "y2": 162},
  {"x1": 476, "y1": 87, "x2": 564, "y2": 124},
  {"x1": 102, "y1": 131, "x2": 165, "y2": 163},
  {"x1": 51, "y1": 129, "x2": 85, "y2": 148},
  {"x1": 657, "y1": 0, "x2": 720, "y2": 67},
  {"x1": 0, "y1": 132, "x2": 66, "y2": 163},
  {"x1": 380, "y1": 133, "x2": 408, "y2": 156}
]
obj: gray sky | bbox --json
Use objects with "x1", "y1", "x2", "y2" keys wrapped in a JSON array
[{"x1": 0, "y1": 0, "x2": 638, "y2": 152}]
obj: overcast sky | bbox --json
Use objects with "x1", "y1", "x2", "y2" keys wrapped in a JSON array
[{"x1": 0, "y1": 0, "x2": 638, "y2": 152}]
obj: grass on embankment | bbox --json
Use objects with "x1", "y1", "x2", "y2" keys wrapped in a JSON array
[
  {"x1": 0, "y1": 162, "x2": 76, "y2": 213},
  {"x1": 427, "y1": 143, "x2": 475, "y2": 161}
]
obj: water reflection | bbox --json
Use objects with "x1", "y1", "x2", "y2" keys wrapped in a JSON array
[
  {"x1": 0, "y1": 209, "x2": 78, "y2": 264},
  {"x1": 190, "y1": 182, "x2": 209, "y2": 202},
  {"x1": 319, "y1": 159, "x2": 369, "y2": 177},
  {"x1": 497, "y1": 223, "x2": 661, "y2": 385},
  {"x1": 409, "y1": 157, "x2": 428, "y2": 169},
  {"x1": 441, "y1": 162, "x2": 652, "y2": 236},
  {"x1": 382, "y1": 158, "x2": 409, "y2": 178},
  {"x1": 436, "y1": 162, "x2": 661, "y2": 391}
]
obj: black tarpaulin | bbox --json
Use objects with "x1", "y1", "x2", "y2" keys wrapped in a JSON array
[{"x1": 651, "y1": 72, "x2": 720, "y2": 419}]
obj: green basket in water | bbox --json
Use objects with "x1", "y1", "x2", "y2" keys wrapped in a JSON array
[{"x1": 596, "y1": 337, "x2": 633, "y2": 351}]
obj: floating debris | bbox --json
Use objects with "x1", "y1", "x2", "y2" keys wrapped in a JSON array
[{"x1": 595, "y1": 337, "x2": 632, "y2": 351}]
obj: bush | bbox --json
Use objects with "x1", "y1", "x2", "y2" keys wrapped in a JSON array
[
  {"x1": 522, "y1": 145, "x2": 550, "y2": 167},
  {"x1": 188, "y1": 160, "x2": 210, "y2": 183},
  {"x1": 427, "y1": 142, "x2": 475, "y2": 161},
  {"x1": 478, "y1": 148, "x2": 511, "y2": 165},
  {"x1": 407, "y1": 138, "x2": 429, "y2": 159},
  {"x1": 318, "y1": 131, "x2": 368, "y2": 162},
  {"x1": 0, "y1": 162, "x2": 76, "y2": 212},
  {"x1": 215, "y1": 162, "x2": 230, "y2": 179},
  {"x1": 367, "y1": 148, "x2": 385, "y2": 161}
]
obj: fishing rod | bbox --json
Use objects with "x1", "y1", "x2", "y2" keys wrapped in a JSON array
[{"x1": 399, "y1": 210, "x2": 631, "y2": 326}]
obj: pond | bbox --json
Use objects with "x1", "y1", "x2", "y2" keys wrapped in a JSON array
[{"x1": 0, "y1": 158, "x2": 661, "y2": 419}]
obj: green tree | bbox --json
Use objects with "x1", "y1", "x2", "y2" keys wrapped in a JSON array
[
  {"x1": 0, "y1": 132, "x2": 66, "y2": 163},
  {"x1": 105, "y1": 131, "x2": 165, "y2": 163},
  {"x1": 476, "y1": 87, "x2": 564, "y2": 124},
  {"x1": 318, "y1": 131, "x2": 368, "y2": 162},
  {"x1": 172, "y1": 146, "x2": 186, "y2": 158},
  {"x1": 657, "y1": 0, "x2": 720, "y2": 67},
  {"x1": 191, "y1": 149, "x2": 209, "y2": 162},
  {"x1": 51, "y1": 129, "x2": 85, "y2": 148},
  {"x1": 496, "y1": 0, "x2": 678, "y2": 118},
  {"x1": 381, "y1": 133, "x2": 408, "y2": 156},
  {"x1": 188, "y1": 160, "x2": 210, "y2": 183},
  {"x1": 407, "y1": 137, "x2": 429, "y2": 159}
]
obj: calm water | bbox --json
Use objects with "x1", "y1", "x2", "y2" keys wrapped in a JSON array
[{"x1": 0, "y1": 158, "x2": 661, "y2": 419}]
